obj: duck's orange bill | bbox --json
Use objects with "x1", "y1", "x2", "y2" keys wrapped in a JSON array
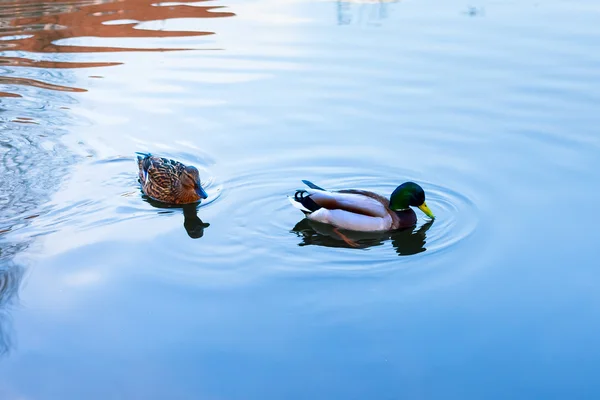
[{"x1": 418, "y1": 202, "x2": 435, "y2": 219}]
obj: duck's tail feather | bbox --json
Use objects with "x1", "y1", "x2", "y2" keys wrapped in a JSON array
[
  {"x1": 302, "y1": 180, "x2": 325, "y2": 191},
  {"x1": 289, "y1": 190, "x2": 322, "y2": 214},
  {"x1": 288, "y1": 196, "x2": 311, "y2": 213},
  {"x1": 135, "y1": 152, "x2": 151, "y2": 161},
  {"x1": 136, "y1": 152, "x2": 152, "y2": 183}
]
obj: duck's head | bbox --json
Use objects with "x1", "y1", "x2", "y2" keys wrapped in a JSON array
[
  {"x1": 389, "y1": 182, "x2": 434, "y2": 219},
  {"x1": 182, "y1": 166, "x2": 208, "y2": 200}
]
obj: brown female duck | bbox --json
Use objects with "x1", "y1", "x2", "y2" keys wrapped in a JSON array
[{"x1": 136, "y1": 152, "x2": 208, "y2": 204}]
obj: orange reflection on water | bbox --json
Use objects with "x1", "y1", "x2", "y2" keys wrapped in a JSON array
[
  {"x1": 0, "y1": 76, "x2": 87, "y2": 92},
  {"x1": 0, "y1": 92, "x2": 22, "y2": 98},
  {"x1": 0, "y1": 0, "x2": 235, "y2": 96},
  {"x1": 0, "y1": 56, "x2": 120, "y2": 68}
]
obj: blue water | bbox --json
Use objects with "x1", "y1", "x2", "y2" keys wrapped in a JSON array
[{"x1": 1, "y1": 0, "x2": 600, "y2": 398}]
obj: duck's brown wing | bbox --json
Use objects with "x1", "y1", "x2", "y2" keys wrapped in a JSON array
[
  {"x1": 161, "y1": 157, "x2": 187, "y2": 174},
  {"x1": 143, "y1": 157, "x2": 182, "y2": 201}
]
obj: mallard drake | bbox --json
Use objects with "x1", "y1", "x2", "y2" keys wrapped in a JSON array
[
  {"x1": 288, "y1": 180, "x2": 434, "y2": 233},
  {"x1": 136, "y1": 152, "x2": 208, "y2": 204}
]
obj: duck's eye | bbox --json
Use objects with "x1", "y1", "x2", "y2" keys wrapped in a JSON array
[{"x1": 184, "y1": 174, "x2": 195, "y2": 185}]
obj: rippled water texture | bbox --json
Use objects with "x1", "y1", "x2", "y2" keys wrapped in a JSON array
[{"x1": 1, "y1": 0, "x2": 600, "y2": 398}]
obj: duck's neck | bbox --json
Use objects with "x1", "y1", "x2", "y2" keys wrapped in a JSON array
[
  {"x1": 393, "y1": 208, "x2": 417, "y2": 229},
  {"x1": 389, "y1": 198, "x2": 410, "y2": 211},
  {"x1": 178, "y1": 187, "x2": 201, "y2": 204},
  {"x1": 389, "y1": 191, "x2": 411, "y2": 211}
]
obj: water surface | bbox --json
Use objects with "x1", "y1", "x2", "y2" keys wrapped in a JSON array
[{"x1": 1, "y1": 0, "x2": 600, "y2": 398}]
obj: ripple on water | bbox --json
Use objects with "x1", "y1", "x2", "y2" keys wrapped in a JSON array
[
  {"x1": 20, "y1": 150, "x2": 479, "y2": 286},
  {"x1": 0, "y1": 261, "x2": 23, "y2": 357},
  {"x1": 214, "y1": 157, "x2": 480, "y2": 275},
  {"x1": 21, "y1": 150, "x2": 223, "y2": 243}
]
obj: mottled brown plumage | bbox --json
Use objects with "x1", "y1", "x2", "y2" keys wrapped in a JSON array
[{"x1": 136, "y1": 153, "x2": 208, "y2": 204}]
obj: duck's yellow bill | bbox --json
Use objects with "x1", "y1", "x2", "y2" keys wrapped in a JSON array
[{"x1": 418, "y1": 202, "x2": 435, "y2": 219}]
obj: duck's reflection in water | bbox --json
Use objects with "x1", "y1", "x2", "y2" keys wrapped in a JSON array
[
  {"x1": 292, "y1": 219, "x2": 433, "y2": 256},
  {"x1": 144, "y1": 197, "x2": 210, "y2": 239},
  {"x1": 0, "y1": 263, "x2": 23, "y2": 357},
  {"x1": 182, "y1": 204, "x2": 210, "y2": 239}
]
